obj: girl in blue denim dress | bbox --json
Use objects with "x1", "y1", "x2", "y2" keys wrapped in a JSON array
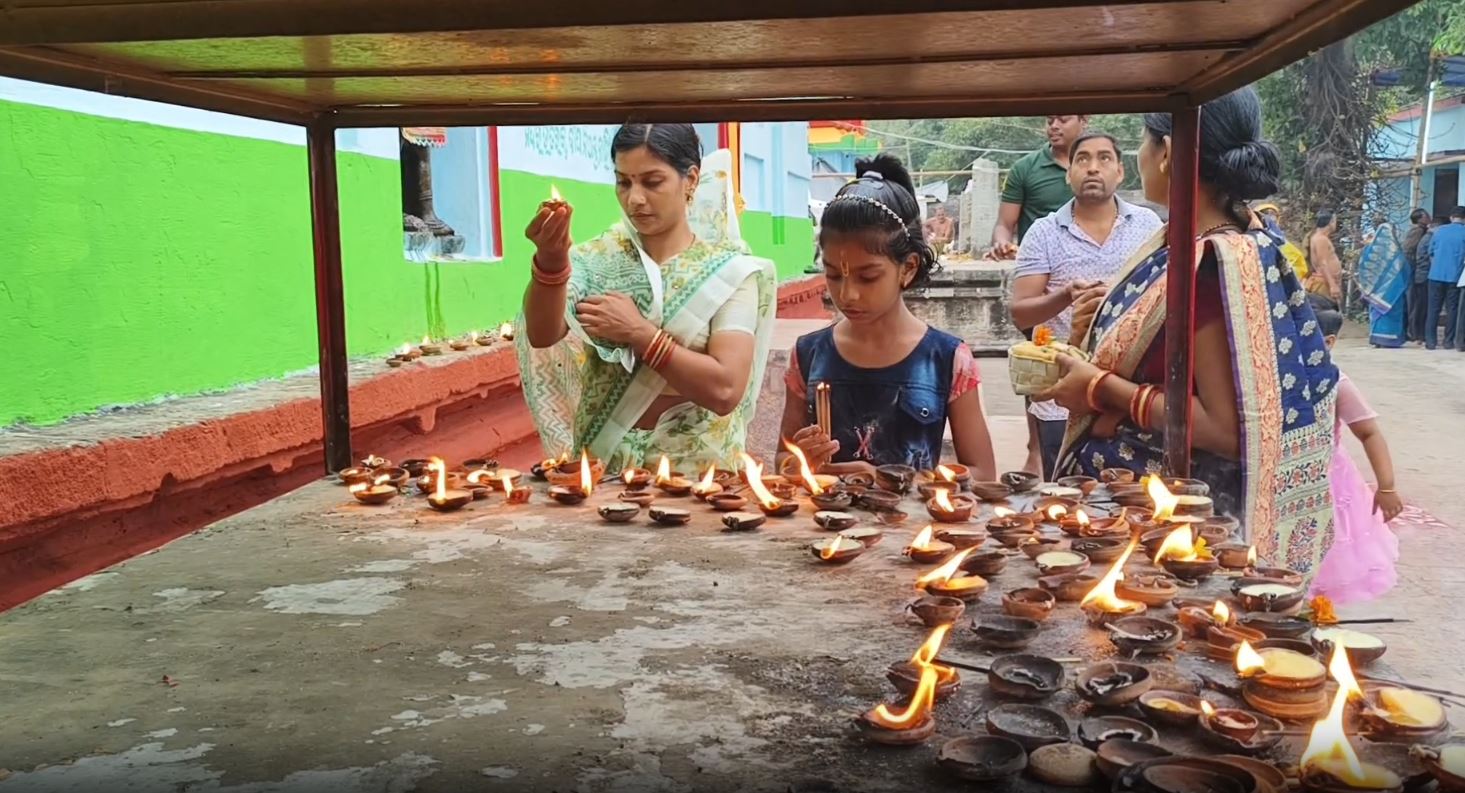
[{"x1": 776, "y1": 154, "x2": 997, "y2": 478}]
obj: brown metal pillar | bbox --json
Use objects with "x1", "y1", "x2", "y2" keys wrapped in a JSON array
[
  {"x1": 307, "y1": 115, "x2": 352, "y2": 473},
  {"x1": 1163, "y1": 100, "x2": 1200, "y2": 477}
]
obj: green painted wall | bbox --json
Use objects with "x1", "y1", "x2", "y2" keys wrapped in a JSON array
[{"x1": 0, "y1": 100, "x2": 813, "y2": 427}]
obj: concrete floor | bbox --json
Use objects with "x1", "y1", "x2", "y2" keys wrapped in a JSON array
[{"x1": 0, "y1": 328, "x2": 1461, "y2": 792}]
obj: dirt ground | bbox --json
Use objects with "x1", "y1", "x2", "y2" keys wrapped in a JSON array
[{"x1": 0, "y1": 327, "x2": 1460, "y2": 793}]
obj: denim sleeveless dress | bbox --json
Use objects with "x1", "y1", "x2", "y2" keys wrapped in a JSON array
[{"x1": 795, "y1": 326, "x2": 959, "y2": 470}]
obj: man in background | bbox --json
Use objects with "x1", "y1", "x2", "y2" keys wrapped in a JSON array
[
  {"x1": 989, "y1": 113, "x2": 1086, "y2": 474},
  {"x1": 1426, "y1": 206, "x2": 1465, "y2": 350},
  {"x1": 1008, "y1": 132, "x2": 1162, "y2": 477},
  {"x1": 1403, "y1": 208, "x2": 1430, "y2": 343},
  {"x1": 924, "y1": 204, "x2": 955, "y2": 259}
]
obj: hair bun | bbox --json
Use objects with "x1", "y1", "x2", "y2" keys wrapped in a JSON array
[
  {"x1": 1213, "y1": 139, "x2": 1281, "y2": 200},
  {"x1": 853, "y1": 153, "x2": 918, "y2": 199}
]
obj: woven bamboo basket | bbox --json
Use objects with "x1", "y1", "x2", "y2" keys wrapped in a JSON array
[{"x1": 1009, "y1": 342, "x2": 1087, "y2": 396}]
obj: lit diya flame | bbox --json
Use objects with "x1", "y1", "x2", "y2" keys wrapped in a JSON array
[
  {"x1": 656, "y1": 455, "x2": 672, "y2": 485},
  {"x1": 623, "y1": 468, "x2": 637, "y2": 485},
  {"x1": 992, "y1": 506, "x2": 1017, "y2": 518},
  {"x1": 695, "y1": 464, "x2": 718, "y2": 493},
  {"x1": 1235, "y1": 639, "x2": 1267, "y2": 676},
  {"x1": 498, "y1": 321, "x2": 514, "y2": 340},
  {"x1": 467, "y1": 469, "x2": 493, "y2": 485},
  {"x1": 396, "y1": 343, "x2": 412, "y2": 357},
  {"x1": 349, "y1": 473, "x2": 391, "y2": 494},
  {"x1": 429, "y1": 457, "x2": 447, "y2": 500},
  {"x1": 1200, "y1": 700, "x2": 1217, "y2": 718},
  {"x1": 933, "y1": 488, "x2": 956, "y2": 513},
  {"x1": 1046, "y1": 504, "x2": 1068, "y2": 521},
  {"x1": 908, "y1": 526, "x2": 937, "y2": 552},
  {"x1": 916, "y1": 547, "x2": 978, "y2": 591},
  {"x1": 937, "y1": 465, "x2": 957, "y2": 483},
  {"x1": 1074, "y1": 509, "x2": 1090, "y2": 527},
  {"x1": 910, "y1": 623, "x2": 957, "y2": 682},
  {"x1": 1212, "y1": 600, "x2": 1231, "y2": 626},
  {"x1": 1153, "y1": 525, "x2": 1200, "y2": 563},
  {"x1": 500, "y1": 471, "x2": 514, "y2": 493},
  {"x1": 579, "y1": 450, "x2": 593, "y2": 497},
  {"x1": 739, "y1": 454, "x2": 782, "y2": 509},
  {"x1": 422, "y1": 335, "x2": 432, "y2": 345},
  {"x1": 1146, "y1": 475, "x2": 1179, "y2": 522},
  {"x1": 820, "y1": 540, "x2": 839, "y2": 561},
  {"x1": 1299, "y1": 644, "x2": 1386, "y2": 788},
  {"x1": 783, "y1": 440, "x2": 824, "y2": 495},
  {"x1": 549, "y1": 184, "x2": 563, "y2": 202},
  {"x1": 1247, "y1": 545, "x2": 1258, "y2": 567},
  {"x1": 1079, "y1": 532, "x2": 1144, "y2": 612},
  {"x1": 867, "y1": 660, "x2": 938, "y2": 730}
]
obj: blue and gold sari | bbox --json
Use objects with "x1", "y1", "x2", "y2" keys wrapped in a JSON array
[
  {"x1": 1358, "y1": 223, "x2": 1409, "y2": 348},
  {"x1": 1058, "y1": 227, "x2": 1339, "y2": 573}
]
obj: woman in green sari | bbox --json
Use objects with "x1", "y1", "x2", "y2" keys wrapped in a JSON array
[{"x1": 516, "y1": 124, "x2": 777, "y2": 472}]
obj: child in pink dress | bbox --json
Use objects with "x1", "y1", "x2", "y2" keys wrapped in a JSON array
[{"x1": 1310, "y1": 310, "x2": 1401, "y2": 604}]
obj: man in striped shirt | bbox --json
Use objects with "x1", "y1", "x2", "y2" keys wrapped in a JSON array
[{"x1": 1008, "y1": 131, "x2": 1163, "y2": 477}]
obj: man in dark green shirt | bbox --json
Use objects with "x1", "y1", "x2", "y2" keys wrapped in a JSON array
[{"x1": 989, "y1": 114, "x2": 1085, "y2": 475}]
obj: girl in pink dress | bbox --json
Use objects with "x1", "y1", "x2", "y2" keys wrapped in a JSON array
[{"x1": 1310, "y1": 310, "x2": 1402, "y2": 604}]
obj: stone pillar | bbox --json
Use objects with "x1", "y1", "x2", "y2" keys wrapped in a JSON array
[{"x1": 967, "y1": 158, "x2": 1000, "y2": 254}]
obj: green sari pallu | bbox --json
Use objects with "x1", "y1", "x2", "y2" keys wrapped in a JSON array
[{"x1": 515, "y1": 150, "x2": 777, "y2": 473}]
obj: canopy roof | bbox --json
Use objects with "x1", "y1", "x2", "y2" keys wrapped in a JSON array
[{"x1": 0, "y1": 0, "x2": 1410, "y2": 126}]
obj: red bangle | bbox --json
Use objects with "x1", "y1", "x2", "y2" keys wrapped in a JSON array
[
  {"x1": 531, "y1": 256, "x2": 571, "y2": 286},
  {"x1": 1128, "y1": 385, "x2": 1146, "y2": 426},
  {"x1": 1086, "y1": 371, "x2": 1113, "y2": 414},
  {"x1": 1143, "y1": 388, "x2": 1163, "y2": 429}
]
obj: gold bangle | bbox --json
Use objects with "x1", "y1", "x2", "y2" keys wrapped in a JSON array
[{"x1": 1376, "y1": 488, "x2": 1397, "y2": 494}]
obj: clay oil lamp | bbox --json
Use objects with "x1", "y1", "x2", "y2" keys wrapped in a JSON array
[
  {"x1": 810, "y1": 489, "x2": 853, "y2": 511},
  {"x1": 349, "y1": 473, "x2": 399, "y2": 505},
  {"x1": 620, "y1": 466, "x2": 653, "y2": 491},
  {"x1": 721, "y1": 512, "x2": 766, "y2": 532},
  {"x1": 969, "y1": 481, "x2": 1013, "y2": 503},
  {"x1": 418, "y1": 335, "x2": 444, "y2": 356},
  {"x1": 1197, "y1": 701, "x2": 1285, "y2": 755},
  {"x1": 739, "y1": 454, "x2": 799, "y2": 517},
  {"x1": 1030, "y1": 744, "x2": 1102, "y2": 789},
  {"x1": 598, "y1": 503, "x2": 640, "y2": 524},
  {"x1": 903, "y1": 526, "x2": 955, "y2": 564},
  {"x1": 1001, "y1": 470, "x2": 1041, "y2": 493},
  {"x1": 916, "y1": 547, "x2": 988, "y2": 601},
  {"x1": 1033, "y1": 500, "x2": 1075, "y2": 529},
  {"x1": 886, "y1": 624, "x2": 961, "y2": 702},
  {"x1": 424, "y1": 458, "x2": 472, "y2": 512},
  {"x1": 930, "y1": 463, "x2": 972, "y2": 490},
  {"x1": 377, "y1": 466, "x2": 410, "y2": 488},
  {"x1": 841, "y1": 470, "x2": 876, "y2": 489},
  {"x1": 1078, "y1": 715, "x2": 1158, "y2": 750},
  {"x1": 1035, "y1": 550, "x2": 1090, "y2": 577},
  {"x1": 1058, "y1": 475, "x2": 1099, "y2": 496},
  {"x1": 1236, "y1": 581, "x2": 1306, "y2": 614},
  {"x1": 547, "y1": 485, "x2": 588, "y2": 505},
  {"x1": 1078, "y1": 533, "x2": 1148, "y2": 625},
  {"x1": 854, "y1": 489, "x2": 901, "y2": 512},
  {"x1": 1166, "y1": 478, "x2": 1210, "y2": 497},
  {"x1": 338, "y1": 466, "x2": 376, "y2": 487},
  {"x1": 465, "y1": 468, "x2": 510, "y2": 492},
  {"x1": 529, "y1": 452, "x2": 565, "y2": 481},
  {"x1": 811, "y1": 536, "x2": 865, "y2": 565},
  {"x1": 619, "y1": 490, "x2": 656, "y2": 507},
  {"x1": 1107, "y1": 616, "x2": 1183, "y2": 656},
  {"x1": 840, "y1": 527, "x2": 883, "y2": 547},
  {"x1": 813, "y1": 511, "x2": 857, "y2": 531},
  {"x1": 1207, "y1": 622, "x2": 1269, "y2": 662},
  {"x1": 855, "y1": 657, "x2": 938, "y2": 745},
  {"x1": 472, "y1": 330, "x2": 493, "y2": 347},
  {"x1": 1257, "y1": 637, "x2": 1319, "y2": 657},
  {"x1": 1174, "y1": 494, "x2": 1214, "y2": 518},
  {"x1": 1002, "y1": 587, "x2": 1057, "y2": 621},
  {"x1": 907, "y1": 594, "x2": 964, "y2": 628},
  {"x1": 1412, "y1": 745, "x2": 1465, "y2": 793},
  {"x1": 987, "y1": 654, "x2": 1065, "y2": 700},
  {"x1": 496, "y1": 321, "x2": 515, "y2": 342},
  {"x1": 1180, "y1": 599, "x2": 1234, "y2": 639},
  {"x1": 873, "y1": 509, "x2": 909, "y2": 526},
  {"x1": 937, "y1": 736, "x2": 1028, "y2": 783},
  {"x1": 1057, "y1": 507, "x2": 1096, "y2": 536},
  {"x1": 651, "y1": 455, "x2": 682, "y2": 488},
  {"x1": 1243, "y1": 565, "x2": 1306, "y2": 587},
  {"x1": 548, "y1": 450, "x2": 605, "y2": 490},
  {"x1": 986, "y1": 507, "x2": 1033, "y2": 533},
  {"x1": 1357, "y1": 685, "x2": 1449, "y2": 743},
  {"x1": 1075, "y1": 661, "x2": 1154, "y2": 707},
  {"x1": 1095, "y1": 740, "x2": 1173, "y2": 784},
  {"x1": 549, "y1": 451, "x2": 596, "y2": 505},
  {"x1": 874, "y1": 464, "x2": 916, "y2": 494},
  {"x1": 1038, "y1": 484, "x2": 1084, "y2": 501},
  {"x1": 1235, "y1": 640, "x2": 1330, "y2": 721},
  {"x1": 991, "y1": 526, "x2": 1039, "y2": 549},
  {"x1": 1115, "y1": 573, "x2": 1179, "y2": 608},
  {"x1": 1112, "y1": 757, "x2": 1259, "y2": 793},
  {"x1": 449, "y1": 336, "x2": 472, "y2": 352},
  {"x1": 961, "y1": 548, "x2": 1008, "y2": 577},
  {"x1": 401, "y1": 458, "x2": 431, "y2": 478},
  {"x1": 1100, "y1": 468, "x2": 1138, "y2": 485},
  {"x1": 1298, "y1": 645, "x2": 1405, "y2": 793},
  {"x1": 784, "y1": 441, "x2": 838, "y2": 494},
  {"x1": 706, "y1": 492, "x2": 746, "y2": 512},
  {"x1": 1240, "y1": 612, "x2": 1314, "y2": 640},
  {"x1": 973, "y1": 615, "x2": 1042, "y2": 650},
  {"x1": 1215, "y1": 543, "x2": 1256, "y2": 570},
  {"x1": 648, "y1": 506, "x2": 692, "y2": 526},
  {"x1": 467, "y1": 482, "x2": 493, "y2": 501},
  {"x1": 918, "y1": 478, "x2": 961, "y2": 502},
  {"x1": 1019, "y1": 535, "x2": 1067, "y2": 560},
  {"x1": 500, "y1": 472, "x2": 531, "y2": 504},
  {"x1": 656, "y1": 474, "x2": 694, "y2": 497},
  {"x1": 1041, "y1": 572, "x2": 1101, "y2": 603},
  {"x1": 926, "y1": 488, "x2": 975, "y2": 523},
  {"x1": 985, "y1": 704, "x2": 1070, "y2": 751},
  {"x1": 1081, "y1": 515, "x2": 1133, "y2": 539},
  {"x1": 690, "y1": 465, "x2": 723, "y2": 501},
  {"x1": 1152, "y1": 525, "x2": 1220, "y2": 581},
  {"x1": 1137, "y1": 690, "x2": 1208, "y2": 727},
  {"x1": 934, "y1": 526, "x2": 985, "y2": 549},
  {"x1": 1312, "y1": 628, "x2": 1388, "y2": 668}
]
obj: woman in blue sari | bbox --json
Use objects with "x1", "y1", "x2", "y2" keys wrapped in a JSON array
[
  {"x1": 1357, "y1": 217, "x2": 1409, "y2": 348},
  {"x1": 1037, "y1": 87, "x2": 1340, "y2": 575}
]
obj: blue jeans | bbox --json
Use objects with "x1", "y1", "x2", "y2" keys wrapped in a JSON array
[{"x1": 1427, "y1": 280, "x2": 1461, "y2": 349}]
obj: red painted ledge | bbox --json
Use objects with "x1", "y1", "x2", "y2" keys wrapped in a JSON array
[{"x1": 0, "y1": 276, "x2": 828, "y2": 611}]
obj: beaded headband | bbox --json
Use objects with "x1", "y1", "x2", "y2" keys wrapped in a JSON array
[{"x1": 827, "y1": 183, "x2": 911, "y2": 238}]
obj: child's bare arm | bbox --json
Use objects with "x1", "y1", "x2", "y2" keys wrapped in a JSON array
[
  {"x1": 1347, "y1": 417, "x2": 1403, "y2": 522},
  {"x1": 776, "y1": 381, "x2": 838, "y2": 472},
  {"x1": 948, "y1": 387, "x2": 997, "y2": 481}
]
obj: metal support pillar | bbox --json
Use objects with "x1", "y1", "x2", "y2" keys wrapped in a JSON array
[
  {"x1": 1163, "y1": 100, "x2": 1200, "y2": 477},
  {"x1": 307, "y1": 115, "x2": 352, "y2": 473}
]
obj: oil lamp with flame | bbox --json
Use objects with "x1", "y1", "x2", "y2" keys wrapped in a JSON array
[
  {"x1": 425, "y1": 458, "x2": 471, "y2": 512},
  {"x1": 1179, "y1": 599, "x2": 1233, "y2": 637},
  {"x1": 1079, "y1": 533, "x2": 1147, "y2": 625},
  {"x1": 858, "y1": 656, "x2": 939, "y2": 744},
  {"x1": 1151, "y1": 524, "x2": 1220, "y2": 580},
  {"x1": 927, "y1": 487, "x2": 974, "y2": 523},
  {"x1": 502, "y1": 471, "x2": 531, "y2": 504},
  {"x1": 548, "y1": 452, "x2": 594, "y2": 505},
  {"x1": 621, "y1": 466, "x2": 653, "y2": 491},
  {"x1": 497, "y1": 321, "x2": 515, "y2": 341},
  {"x1": 916, "y1": 547, "x2": 988, "y2": 601},
  {"x1": 1298, "y1": 645, "x2": 1404, "y2": 793},
  {"x1": 1057, "y1": 508, "x2": 1092, "y2": 536},
  {"x1": 811, "y1": 535, "x2": 865, "y2": 564},
  {"x1": 886, "y1": 624, "x2": 961, "y2": 701},
  {"x1": 419, "y1": 335, "x2": 444, "y2": 356},
  {"x1": 1236, "y1": 638, "x2": 1331, "y2": 721},
  {"x1": 741, "y1": 454, "x2": 799, "y2": 517},
  {"x1": 783, "y1": 441, "x2": 836, "y2": 494},
  {"x1": 691, "y1": 464, "x2": 723, "y2": 500},
  {"x1": 904, "y1": 526, "x2": 955, "y2": 564},
  {"x1": 350, "y1": 473, "x2": 398, "y2": 505}
]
